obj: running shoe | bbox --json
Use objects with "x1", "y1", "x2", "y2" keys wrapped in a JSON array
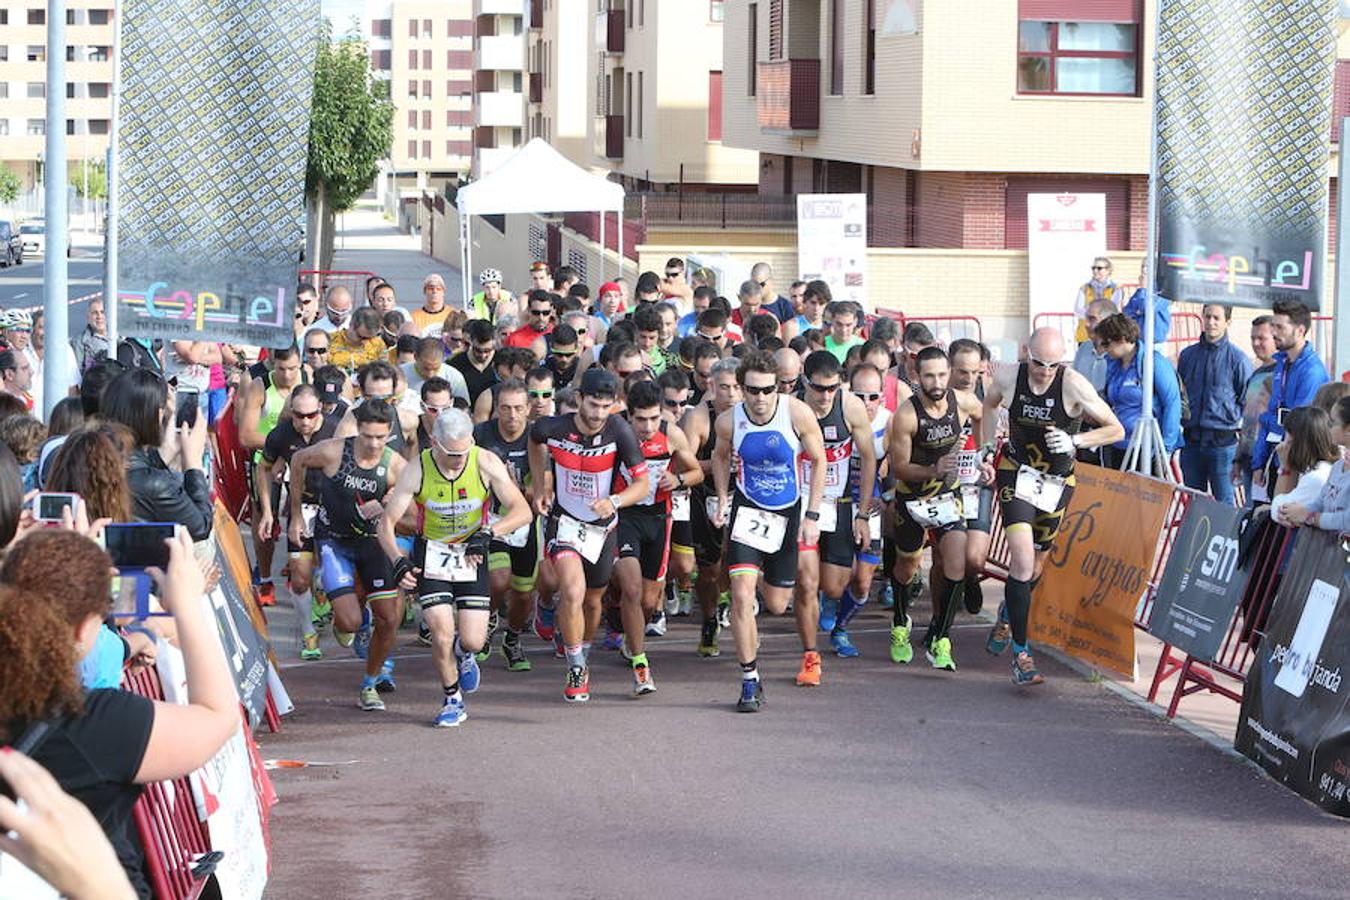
[
  {"x1": 986, "y1": 606, "x2": 1012, "y2": 656},
  {"x1": 353, "y1": 607, "x2": 373, "y2": 660},
  {"x1": 795, "y1": 650, "x2": 822, "y2": 687},
  {"x1": 564, "y1": 665, "x2": 590, "y2": 702},
  {"x1": 375, "y1": 658, "x2": 397, "y2": 693},
  {"x1": 926, "y1": 636, "x2": 956, "y2": 671},
  {"x1": 435, "y1": 694, "x2": 467, "y2": 727},
  {"x1": 674, "y1": 584, "x2": 694, "y2": 617},
  {"x1": 698, "y1": 618, "x2": 721, "y2": 657},
  {"x1": 300, "y1": 633, "x2": 322, "y2": 661},
  {"x1": 818, "y1": 596, "x2": 838, "y2": 633},
  {"x1": 458, "y1": 650, "x2": 481, "y2": 694},
  {"x1": 534, "y1": 603, "x2": 557, "y2": 642},
  {"x1": 633, "y1": 662, "x2": 656, "y2": 696},
  {"x1": 717, "y1": 592, "x2": 731, "y2": 628},
  {"x1": 645, "y1": 610, "x2": 668, "y2": 637},
  {"x1": 416, "y1": 623, "x2": 433, "y2": 647},
  {"x1": 878, "y1": 581, "x2": 895, "y2": 610},
  {"x1": 829, "y1": 628, "x2": 860, "y2": 658},
  {"x1": 963, "y1": 576, "x2": 984, "y2": 614},
  {"x1": 257, "y1": 581, "x2": 276, "y2": 607},
  {"x1": 358, "y1": 685, "x2": 385, "y2": 711},
  {"x1": 602, "y1": 627, "x2": 624, "y2": 651},
  {"x1": 663, "y1": 583, "x2": 680, "y2": 617},
  {"x1": 334, "y1": 629, "x2": 355, "y2": 648},
  {"x1": 736, "y1": 678, "x2": 764, "y2": 713},
  {"x1": 890, "y1": 616, "x2": 914, "y2": 665},
  {"x1": 310, "y1": 596, "x2": 333, "y2": 630},
  {"x1": 501, "y1": 637, "x2": 531, "y2": 672},
  {"x1": 475, "y1": 635, "x2": 492, "y2": 664},
  {"x1": 552, "y1": 628, "x2": 565, "y2": 659},
  {"x1": 1012, "y1": 651, "x2": 1045, "y2": 686}
]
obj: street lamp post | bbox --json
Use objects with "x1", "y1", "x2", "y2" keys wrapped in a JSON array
[{"x1": 42, "y1": 0, "x2": 72, "y2": 420}]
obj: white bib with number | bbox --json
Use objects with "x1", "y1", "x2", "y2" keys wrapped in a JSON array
[
  {"x1": 868, "y1": 510, "x2": 882, "y2": 542},
  {"x1": 904, "y1": 493, "x2": 962, "y2": 529},
  {"x1": 641, "y1": 459, "x2": 669, "y2": 506},
  {"x1": 961, "y1": 486, "x2": 982, "y2": 521},
  {"x1": 301, "y1": 504, "x2": 320, "y2": 539},
  {"x1": 1014, "y1": 465, "x2": 1067, "y2": 513},
  {"x1": 424, "y1": 539, "x2": 478, "y2": 582},
  {"x1": 490, "y1": 513, "x2": 530, "y2": 548},
  {"x1": 706, "y1": 496, "x2": 722, "y2": 523},
  {"x1": 809, "y1": 502, "x2": 838, "y2": 533},
  {"x1": 672, "y1": 491, "x2": 691, "y2": 522},
  {"x1": 556, "y1": 514, "x2": 608, "y2": 564},
  {"x1": 731, "y1": 506, "x2": 788, "y2": 553}
]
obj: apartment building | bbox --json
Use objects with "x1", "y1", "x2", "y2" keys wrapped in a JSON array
[
  {"x1": 0, "y1": 2, "x2": 115, "y2": 190},
  {"x1": 472, "y1": 0, "x2": 527, "y2": 177}
]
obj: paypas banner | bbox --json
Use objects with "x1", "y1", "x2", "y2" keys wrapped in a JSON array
[
  {"x1": 116, "y1": 0, "x2": 319, "y2": 345},
  {"x1": 1155, "y1": 0, "x2": 1335, "y2": 310}
]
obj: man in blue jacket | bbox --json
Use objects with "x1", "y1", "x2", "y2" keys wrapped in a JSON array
[
  {"x1": 1251, "y1": 299, "x2": 1330, "y2": 492},
  {"x1": 1098, "y1": 312, "x2": 1183, "y2": 474},
  {"x1": 1177, "y1": 304, "x2": 1252, "y2": 504}
]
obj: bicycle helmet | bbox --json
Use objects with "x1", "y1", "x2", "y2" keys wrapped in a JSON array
[{"x1": 479, "y1": 268, "x2": 502, "y2": 286}]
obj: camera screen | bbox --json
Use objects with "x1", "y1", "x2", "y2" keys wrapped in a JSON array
[
  {"x1": 105, "y1": 524, "x2": 176, "y2": 569},
  {"x1": 37, "y1": 494, "x2": 76, "y2": 520}
]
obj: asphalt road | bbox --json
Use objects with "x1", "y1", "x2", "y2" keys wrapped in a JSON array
[
  {"x1": 0, "y1": 241, "x2": 103, "y2": 339},
  {"x1": 260, "y1": 603, "x2": 1350, "y2": 900}
]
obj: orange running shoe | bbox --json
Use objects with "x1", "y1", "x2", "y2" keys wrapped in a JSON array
[
  {"x1": 257, "y1": 582, "x2": 276, "y2": 607},
  {"x1": 795, "y1": 650, "x2": 822, "y2": 687}
]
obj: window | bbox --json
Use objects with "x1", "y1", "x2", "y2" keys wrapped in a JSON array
[
  {"x1": 0, "y1": 11, "x2": 7, "y2": 24},
  {"x1": 407, "y1": 109, "x2": 417, "y2": 128},
  {"x1": 448, "y1": 49, "x2": 472, "y2": 68},
  {"x1": 422, "y1": 79, "x2": 432, "y2": 98},
  {"x1": 88, "y1": 82, "x2": 110, "y2": 98},
  {"x1": 829, "y1": 0, "x2": 843, "y2": 95},
  {"x1": 707, "y1": 70, "x2": 722, "y2": 141},
  {"x1": 0, "y1": 84, "x2": 7, "y2": 99},
  {"x1": 422, "y1": 18, "x2": 432, "y2": 38},
  {"x1": 447, "y1": 109, "x2": 472, "y2": 126},
  {"x1": 88, "y1": 118, "x2": 109, "y2": 134},
  {"x1": 409, "y1": 49, "x2": 418, "y2": 69},
  {"x1": 0, "y1": 121, "x2": 8, "y2": 137},
  {"x1": 372, "y1": 18, "x2": 391, "y2": 37},
  {"x1": 422, "y1": 49, "x2": 431, "y2": 69},
  {"x1": 89, "y1": 9, "x2": 110, "y2": 25},
  {"x1": 66, "y1": 119, "x2": 78, "y2": 135},
  {"x1": 636, "y1": 71, "x2": 644, "y2": 138},
  {"x1": 422, "y1": 110, "x2": 431, "y2": 129},
  {"x1": 408, "y1": 19, "x2": 417, "y2": 37},
  {"x1": 88, "y1": 46, "x2": 110, "y2": 61},
  {"x1": 66, "y1": 45, "x2": 77, "y2": 62},
  {"x1": 422, "y1": 140, "x2": 431, "y2": 158},
  {"x1": 66, "y1": 82, "x2": 79, "y2": 98},
  {"x1": 1017, "y1": 17, "x2": 1140, "y2": 96},
  {"x1": 768, "y1": 0, "x2": 783, "y2": 60},
  {"x1": 27, "y1": 46, "x2": 45, "y2": 63},
  {"x1": 864, "y1": 0, "x2": 876, "y2": 95},
  {"x1": 408, "y1": 140, "x2": 417, "y2": 158},
  {"x1": 408, "y1": 80, "x2": 418, "y2": 98},
  {"x1": 372, "y1": 50, "x2": 391, "y2": 70},
  {"x1": 0, "y1": 46, "x2": 7, "y2": 62},
  {"x1": 28, "y1": 9, "x2": 45, "y2": 25},
  {"x1": 27, "y1": 82, "x2": 45, "y2": 99},
  {"x1": 748, "y1": 3, "x2": 757, "y2": 95},
  {"x1": 27, "y1": 119, "x2": 45, "y2": 136},
  {"x1": 710, "y1": 0, "x2": 724, "y2": 21}
]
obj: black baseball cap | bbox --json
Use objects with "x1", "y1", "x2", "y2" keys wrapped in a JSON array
[{"x1": 580, "y1": 368, "x2": 619, "y2": 398}]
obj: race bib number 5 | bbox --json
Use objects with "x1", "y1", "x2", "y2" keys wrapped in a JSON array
[
  {"x1": 1014, "y1": 465, "x2": 1066, "y2": 513},
  {"x1": 556, "y1": 514, "x2": 608, "y2": 564},
  {"x1": 904, "y1": 494, "x2": 962, "y2": 529},
  {"x1": 424, "y1": 540, "x2": 478, "y2": 582},
  {"x1": 731, "y1": 506, "x2": 788, "y2": 553}
]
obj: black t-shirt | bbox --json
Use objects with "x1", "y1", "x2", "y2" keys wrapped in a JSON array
[
  {"x1": 261, "y1": 416, "x2": 338, "y2": 503},
  {"x1": 28, "y1": 689, "x2": 156, "y2": 898},
  {"x1": 449, "y1": 351, "x2": 500, "y2": 404}
]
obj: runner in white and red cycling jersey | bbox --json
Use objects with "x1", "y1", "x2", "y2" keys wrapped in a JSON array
[{"x1": 528, "y1": 368, "x2": 650, "y2": 702}]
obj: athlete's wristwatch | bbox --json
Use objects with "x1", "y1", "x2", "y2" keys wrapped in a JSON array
[
  {"x1": 675, "y1": 471, "x2": 685, "y2": 488},
  {"x1": 804, "y1": 509, "x2": 821, "y2": 522},
  {"x1": 607, "y1": 493, "x2": 622, "y2": 511}
]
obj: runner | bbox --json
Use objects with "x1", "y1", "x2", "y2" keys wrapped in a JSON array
[
  {"x1": 255, "y1": 384, "x2": 337, "y2": 659},
  {"x1": 711, "y1": 351, "x2": 827, "y2": 712},
  {"x1": 886, "y1": 347, "x2": 988, "y2": 671},
  {"x1": 528, "y1": 368, "x2": 651, "y2": 702},
  {"x1": 947, "y1": 338, "x2": 996, "y2": 613},
  {"x1": 289, "y1": 401, "x2": 407, "y2": 711},
  {"x1": 981, "y1": 327, "x2": 1124, "y2": 685},
  {"x1": 680, "y1": 357, "x2": 741, "y2": 657},
  {"x1": 612, "y1": 380, "x2": 702, "y2": 695},
  {"x1": 792, "y1": 351, "x2": 876, "y2": 662},
  {"x1": 471, "y1": 380, "x2": 541, "y2": 673},
  {"x1": 657, "y1": 367, "x2": 696, "y2": 618},
  {"x1": 335, "y1": 361, "x2": 420, "y2": 458},
  {"x1": 379, "y1": 408, "x2": 531, "y2": 727},
  {"x1": 410, "y1": 273, "x2": 454, "y2": 336}
]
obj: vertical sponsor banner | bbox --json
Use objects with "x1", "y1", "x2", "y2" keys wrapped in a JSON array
[
  {"x1": 116, "y1": 0, "x2": 320, "y2": 345},
  {"x1": 1235, "y1": 530, "x2": 1350, "y2": 817},
  {"x1": 1155, "y1": 0, "x2": 1335, "y2": 310},
  {"x1": 1028, "y1": 465, "x2": 1173, "y2": 676},
  {"x1": 1148, "y1": 497, "x2": 1249, "y2": 663},
  {"x1": 1026, "y1": 193, "x2": 1106, "y2": 348},
  {"x1": 797, "y1": 194, "x2": 868, "y2": 311}
]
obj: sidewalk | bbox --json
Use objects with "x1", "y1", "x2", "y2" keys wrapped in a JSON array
[{"x1": 329, "y1": 202, "x2": 464, "y2": 310}]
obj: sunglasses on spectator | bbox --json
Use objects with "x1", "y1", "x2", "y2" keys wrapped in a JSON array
[
  {"x1": 550, "y1": 348, "x2": 577, "y2": 358},
  {"x1": 365, "y1": 392, "x2": 395, "y2": 402},
  {"x1": 665, "y1": 270, "x2": 681, "y2": 277},
  {"x1": 743, "y1": 384, "x2": 775, "y2": 396},
  {"x1": 528, "y1": 389, "x2": 554, "y2": 399},
  {"x1": 616, "y1": 368, "x2": 642, "y2": 378},
  {"x1": 305, "y1": 346, "x2": 329, "y2": 355},
  {"x1": 853, "y1": 390, "x2": 881, "y2": 401},
  {"x1": 808, "y1": 381, "x2": 841, "y2": 394},
  {"x1": 697, "y1": 331, "x2": 723, "y2": 342},
  {"x1": 778, "y1": 376, "x2": 799, "y2": 389},
  {"x1": 1092, "y1": 265, "x2": 1109, "y2": 271}
]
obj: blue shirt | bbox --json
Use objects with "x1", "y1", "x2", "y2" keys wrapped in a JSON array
[
  {"x1": 762, "y1": 294, "x2": 795, "y2": 323},
  {"x1": 80, "y1": 625, "x2": 126, "y2": 690},
  {"x1": 1252, "y1": 342, "x2": 1331, "y2": 472},
  {"x1": 1176, "y1": 333, "x2": 1252, "y2": 441},
  {"x1": 676, "y1": 311, "x2": 699, "y2": 338},
  {"x1": 1123, "y1": 289, "x2": 1172, "y2": 345},
  {"x1": 1106, "y1": 349, "x2": 1183, "y2": 451}
]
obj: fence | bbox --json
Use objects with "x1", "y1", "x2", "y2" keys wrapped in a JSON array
[
  {"x1": 872, "y1": 309, "x2": 984, "y2": 346},
  {"x1": 298, "y1": 269, "x2": 378, "y2": 301},
  {"x1": 1030, "y1": 308, "x2": 1202, "y2": 361}
]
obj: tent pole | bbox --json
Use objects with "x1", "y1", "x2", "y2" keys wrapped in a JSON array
[
  {"x1": 618, "y1": 211, "x2": 624, "y2": 284},
  {"x1": 600, "y1": 211, "x2": 606, "y2": 285},
  {"x1": 463, "y1": 207, "x2": 473, "y2": 314}
]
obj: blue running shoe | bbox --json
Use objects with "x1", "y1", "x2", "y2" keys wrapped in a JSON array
[
  {"x1": 878, "y1": 581, "x2": 895, "y2": 610},
  {"x1": 736, "y1": 678, "x2": 764, "y2": 713},
  {"x1": 602, "y1": 628, "x2": 624, "y2": 651},
  {"x1": 458, "y1": 650, "x2": 481, "y2": 694},
  {"x1": 353, "y1": 606, "x2": 373, "y2": 660},
  {"x1": 375, "y1": 657, "x2": 396, "y2": 693},
  {"x1": 534, "y1": 604, "x2": 556, "y2": 642},
  {"x1": 435, "y1": 694, "x2": 467, "y2": 727},
  {"x1": 818, "y1": 595, "x2": 838, "y2": 632},
  {"x1": 986, "y1": 603, "x2": 1011, "y2": 656},
  {"x1": 830, "y1": 628, "x2": 860, "y2": 658}
]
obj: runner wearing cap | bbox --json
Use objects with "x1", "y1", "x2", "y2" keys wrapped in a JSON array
[
  {"x1": 411, "y1": 273, "x2": 454, "y2": 337},
  {"x1": 469, "y1": 268, "x2": 517, "y2": 324},
  {"x1": 528, "y1": 367, "x2": 650, "y2": 702}
]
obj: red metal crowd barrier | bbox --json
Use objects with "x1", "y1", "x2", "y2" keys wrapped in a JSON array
[
  {"x1": 871, "y1": 309, "x2": 984, "y2": 347},
  {"x1": 211, "y1": 397, "x2": 251, "y2": 522},
  {"x1": 1147, "y1": 517, "x2": 1295, "y2": 717},
  {"x1": 1030, "y1": 312, "x2": 1079, "y2": 354},
  {"x1": 122, "y1": 665, "x2": 214, "y2": 900},
  {"x1": 299, "y1": 269, "x2": 378, "y2": 301},
  {"x1": 1165, "y1": 311, "x2": 1202, "y2": 359}
]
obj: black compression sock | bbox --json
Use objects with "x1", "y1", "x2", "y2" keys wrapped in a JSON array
[
  {"x1": 1005, "y1": 577, "x2": 1033, "y2": 647},
  {"x1": 891, "y1": 578, "x2": 912, "y2": 627}
]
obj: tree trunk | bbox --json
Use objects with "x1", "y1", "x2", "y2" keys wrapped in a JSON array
[{"x1": 305, "y1": 187, "x2": 325, "y2": 274}]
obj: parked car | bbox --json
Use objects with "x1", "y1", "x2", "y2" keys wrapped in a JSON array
[
  {"x1": 18, "y1": 221, "x2": 69, "y2": 258},
  {"x1": 0, "y1": 221, "x2": 22, "y2": 267}
]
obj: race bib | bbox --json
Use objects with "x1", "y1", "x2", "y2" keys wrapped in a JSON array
[
  {"x1": 731, "y1": 506, "x2": 788, "y2": 554},
  {"x1": 672, "y1": 491, "x2": 691, "y2": 522},
  {"x1": 904, "y1": 493, "x2": 962, "y2": 529},
  {"x1": 808, "y1": 502, "x2": 838, "y2": 533},
  {"x1": 424, "y1": 539, "x2": 478, "y2": 581},
  {"x1": 490, "y1": 513, "x2": 530, "y2": 548},
  {"x1": 556, "y1": 514, "x2": 608, "y2": 564},
  {"x1": 1014, "y1": 465, "x2": 1067, "y2": 513},
  {"x1": 706, "y1": 496, "x2": 722, "y2": 523},
  {"x1": 961, "y1": 486, "x2": 982, "y2": 521},
  {"x1": 868, "y1": 510, "x2": 882, "y2": 542},
  {"x1": 642, "y1": 460, "x2": 669, "y2": 506},
  {"x1": 301, "y1": 504, "x2": 319, "y2": 539},
  {"x1": 956, "y1": 450, "x2": 980, "y2": 485}
]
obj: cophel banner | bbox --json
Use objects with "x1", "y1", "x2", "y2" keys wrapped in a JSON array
[
  {"x1": 797, "y1": 194, "x2": 868, "y2": 311},
  {"x1": 1155, "y1": 0, "x2": 1336, "y2": 310},
  {"x1": 1148, "y1": 496, "x2": 1249, "y2": 663},
  {"x1": 1028, "y1": 465, "x2": 1174, "y2": 677},
  {"x1": 116, "y1": 0, "x2": 320, "y2": 345},
  {"x1": 1026, "y1": 192, "x2": 1106, "y2": 343},
  {"x1": 1235, "y1": 529, "x2": 1350, "y2": 817}
]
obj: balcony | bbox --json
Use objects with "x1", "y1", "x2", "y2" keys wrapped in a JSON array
[
  {"x1": 596, "y1": 8, "x2": 623, "y2": 53},
  {"x1": 529, "y1": 72, "x2": 542, "y2": 104},
  {"x1": 757, "y1": 59, "x2": 820, "y2": 134},
  {"x1": 605, "y1": 114, "x2": 623, "y2": 159},
  {"x1": 476, "y1": 90, "x2": 524, "y2": 127},
  {"x1": 529, "y1": 0, "x2": 542, "y2": 29},
  {"x1": 476, "y1": 34, "x2": 523, "y2": 71}
]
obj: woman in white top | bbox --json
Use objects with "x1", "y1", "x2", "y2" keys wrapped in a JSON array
[{"x1": 1270, "y1": 405, "x2": 1340, "y2": 526}]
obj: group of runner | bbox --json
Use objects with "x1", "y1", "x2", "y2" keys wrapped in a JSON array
[{"x1": 248, "y1": 269, "x2": 1125, "y2": 725}]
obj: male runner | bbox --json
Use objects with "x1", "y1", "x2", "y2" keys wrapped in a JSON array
[
  {"x1": 380, "y1": 408, "x2": 531, "y2": 727},
  {"x1": 948, "y1": 338, "x2": 996, "y2": 613},
  {"x1": 613, "y1": 380, "x2": 702, "y2": 695},
  {"x1": 793, "y1": 351, "x2": 876, "y2": 660},
  {"x1": 335, "y1": 361, "x2": 421, "y2": 458},
  {"x1": 711, "y1": 351, "x2": 827, "y2": 713},
  {"x1": 256, "y1": 384, "x2": 337, "y2": 659},
  {"x1": 657, "y1": 367, "x2": 696, "y2": 618},
  {"x1": 982, "y1": 328, "x2": 1124, "y2": 685},
  {"x1": 529, "y1": 368, "x2": 650, "y2": 702},
  {"x1": 887, "y1": 347, "x2": 988, "y2": 671},
  {"x1": 290, "y1": 401, "x2": 406, "y2": 711}
]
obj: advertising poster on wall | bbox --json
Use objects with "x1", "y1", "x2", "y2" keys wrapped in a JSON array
[
  {"x1": 797, "y1": 193, "x2": 869, "y2": 311},
  {"x1": 1026, "y1": 193, "x2": 1106, "y2": 351}
]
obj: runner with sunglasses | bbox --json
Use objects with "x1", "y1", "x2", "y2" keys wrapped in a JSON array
[
  {"x1": 506, "y1": 289, "x2": 557, "y2": 351},
  {"x1": 981, "y1": 328, "x2": 1123, "y2": 685},
  {"x1": 657, "y1": 368, "x2": 697, "y2": 619},
  {"x1": 543, "y1": 324, "x2": 582, "y2": 386},
  {"x1": 711, "y1": 351, "x2": 828, "y2": 713},
  {"x1": 380, "y1": 407, "x2": 532, "y2": 727},
  {"x1": 335, "y1": 361, "x2": 421, "y2": 460}
]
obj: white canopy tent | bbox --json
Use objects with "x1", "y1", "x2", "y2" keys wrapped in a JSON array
[{"x1": 454, "y1": 138, "x2": 626, "y2": 308}]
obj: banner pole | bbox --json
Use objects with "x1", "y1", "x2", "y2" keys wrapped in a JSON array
[
  {"x1": 104, "y1": 0, "x2": 123, "y2": 352},
  {"x1": 42, "y1": 0, "x2": 70, "y2": 421},
  {"x1": 1134, "y1": 0, "x2": 1167, "y2": 478},
  {"x1": 1335, "y1": 117, "x2": 1350, "y2": 381}
]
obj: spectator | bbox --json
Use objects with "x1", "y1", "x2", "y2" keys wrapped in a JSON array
[
  {"x1": 401, "y1": 336, "x2": 469, "y2": 410},
  {"x1": 34, "y1": 395, "x2": 84, "y2": 487},
  {"x1": 102, "y1": 368, "x2": 213, "y2": 541},
  {"x1": 46, "y1": 425, "x2": 134, "y2": 522},
  {"x1": 1313, "y1": 381, "x2": 1350, "y2": 416},
  {"x1": 409, "y1": 273, "x2": 454, "y2": 336},
  {"x1": 25, "y1": 310, "x2": 78, "y2": 416},
  {"x1": 660, "y1": 257, "x2": 694, "y2": 307},
  {"x1": 1071, "y1": 298, "x2": 1118, "y2": 395},
  {"x1": 1237, "y1": 315, "x2": 1279, "y2": 503},
  {"x1": 0, "y1": 347, "x2": 35, "y2": 412},
  {"x1": 1269, "y1": 406, "x2": 1339, "y2": 526},
  {"x1": 1099, "y1": 312, "x2": 1183, "y2": 471},
  {"x1": 677, "y1": 285, "x2": 715, "y2": 337},
  {"x1": 312, "y1": 364, "x2": 350, "y2": 420},
  {"x1": 730, "y1": 279, "x2": 775, "y2": 336},
  {"x1": 506, "y1": 289, "x2": 556, "y2": 349},
  {"x1": 439, "y1": 310, "x2": 468, "y2": 360},
  {"x1": 392, "y1": 332, "x2": 418, "y2": 365},
  {"x1": 0, "y1": 528, "x2": 237, "y2": 898},
  {"x1": 787, "y1": 279, "x2": 808, "y2": 317},
  {"x1": 900, "y1": 321, "x2": 938, "y2": 386},
  {"x1": 369, "y1": 281, "x2": 409, "y2": 334},
  {"x1": 1282, "y1": 396, "x2": 1350, "y2": 534},
  {"x1": 824, "y1": 301, "x2": 863, "y2": 363},
  {"x1": 0, "y1": 414, "x2": 47, "y2": 491},
  {"x1": 1074, "y1": 256, "x2": 1125, "y2": 342},
  {"x1": 1177, "y1": 303, "x2": 1252, "y2": 504},
  {"x1": 774, "y1": 347, "x2": 802, "y2": 394},
  {"x1": 635, "y1": 271, "x2": 662, "y2": 305},
  {"x1": 1122, "y1": 259, "x2": 1171, "y2": 344},
  {"x1": 633, "y1": 304, "x2": 676, "y2": 374},
  {"x1": 329, "y1": 307, "x2": 386, "y2": 372},
  {"x1": 553, "y1": 265, "x2": 580, "y2": 295},
  {"x1": 529, "y1": 260, "x2": 551, "y2": 292},
  {"x1": 868, "y1": 315, "x2": 901, "y2": 355},
  {"x1": 314, "y1": 285, "x2": 354, "y2": 334},
  {"x1": 1252, "y1": 299, "x2": 1331, "y2": 490},
  {"x1": 591, "y1": 282, "x2": 624, "y2": 330},
  {"x1": 292, "y1": 282, "x2": 320, "y2": 343},
  {"x1": 74, "y1": 295, "x2": 111, "y2": 373},
  {"x1": 494, "y1": 314, "x2": 520, "y2": 347}
]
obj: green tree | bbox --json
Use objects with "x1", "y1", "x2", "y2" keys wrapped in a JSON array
[
  {"x1": 0, "y1": 166, "x2": 19, "y2": 206},
  {"x1": 69, "y1": 159, "x2": 107, "y2": 200}
]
